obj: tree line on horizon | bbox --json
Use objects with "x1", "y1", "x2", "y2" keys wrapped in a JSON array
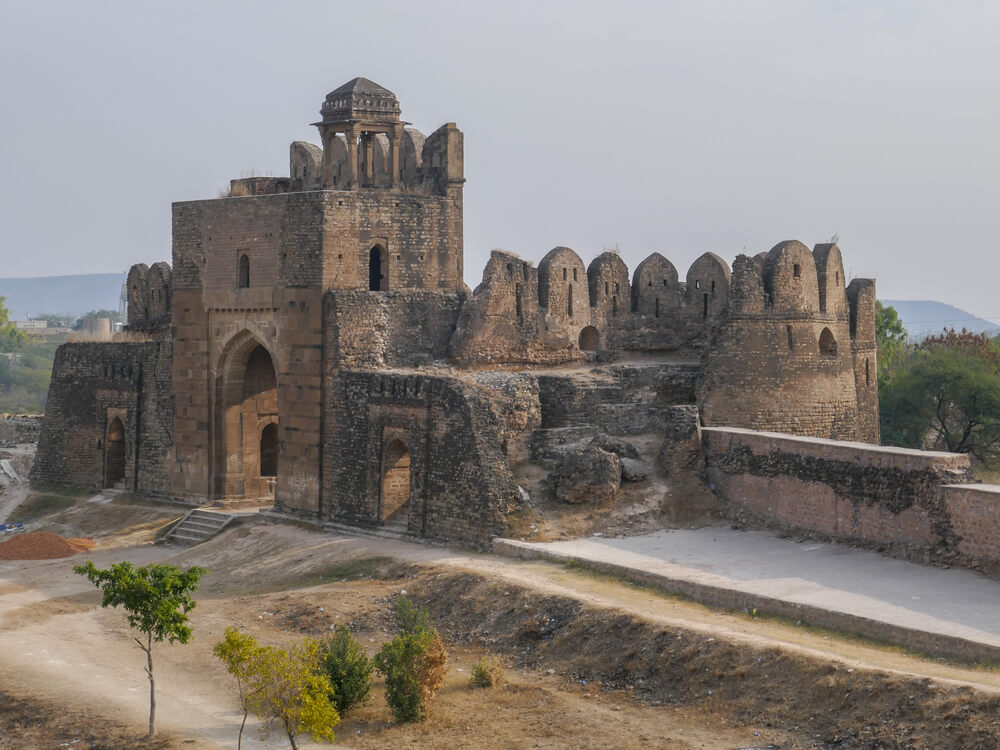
[
  {"x1": 877, "y1": 301, "x2": 1000, "y2": 472},
  {"x1": 0, "y1": 294, "x2": 122, "y2": 413}
]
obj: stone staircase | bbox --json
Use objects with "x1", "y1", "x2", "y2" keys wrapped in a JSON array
[{"x1": 164, "y1": 508, "x2": 233, "y2": 546}]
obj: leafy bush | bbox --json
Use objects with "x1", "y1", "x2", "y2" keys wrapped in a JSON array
[
  {"x1": 393, "y1": 595, "x2": 432, "y2": 633},
  {"x1": 470, "y1": 654, "x2": 504, "y2": 688},
  {"x1": 374, "y1": 597, "x2": 447, "y2": 722},
  {"x1": 317, "y1": 625, "x2": 374, "y2": 717},
  {"x1": 374, "y1": 628, "x2": 447, "y2": 722}
]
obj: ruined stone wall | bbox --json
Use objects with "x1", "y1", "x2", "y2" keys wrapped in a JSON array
[
  {"x1": 450, "y1": 248, "x2": 732, "y2": 365},
  {"x1": 320, "y1": 370, "x2": 519, "y2": 546},
  {"x1": 701, "y1": 427, "x2": 1000, "y2": 574},
  {"x1": 0, "y1": 415, "x2": 42, "y2": 445},
  {"x1": 324, "y1": 290, "x2": 463, "y2": 368},
  {"x1": 31, "y1": 340, "x2": 173, "y2": 493},
  {"x1": 847, "y1": 278, "x2": 879, "y2": 443}
]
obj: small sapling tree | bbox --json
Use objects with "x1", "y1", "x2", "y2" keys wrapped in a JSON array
[
  {"x1": 74, "y1": 560, "x2": 207, "y2": 737},
  {"x1": 213, "y1": 626, "x2": 261, "y2": 750},
  {"x1": 246, "y1": 638, "x2": 340, "y2": 749}
]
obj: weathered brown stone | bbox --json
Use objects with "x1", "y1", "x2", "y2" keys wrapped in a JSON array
[
  {"x1": 550, "y1": 447, "x2": 622, "y2": 505},
  {"x1": 32, "y1": 78, "x2": 884, "y2": 548}
]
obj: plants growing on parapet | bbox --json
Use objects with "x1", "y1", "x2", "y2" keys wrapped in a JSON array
[{"x1": 73, "y1": 560, "x2": 207, "y2": 737}]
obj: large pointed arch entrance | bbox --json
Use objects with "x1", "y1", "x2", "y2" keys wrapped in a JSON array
[{"x1": 214, "y1": 332, "x2": 279, "y2": 501}]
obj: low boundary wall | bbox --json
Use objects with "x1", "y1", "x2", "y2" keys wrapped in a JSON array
[{"x1": 702, "y1": 427, "x2": 1000, "y2": 574}]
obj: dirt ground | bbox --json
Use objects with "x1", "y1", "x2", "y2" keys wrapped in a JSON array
[{"x1": 3, "y1": 492, "x2": 1000, "y2": 749}]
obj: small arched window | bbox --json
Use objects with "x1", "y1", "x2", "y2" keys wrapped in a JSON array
[
  {"x1": 238, "y1": 254, "x2": 250, "y2": 288},
  {"x1": 819, "y1": 327, "x2": 838, "y2": 356}
]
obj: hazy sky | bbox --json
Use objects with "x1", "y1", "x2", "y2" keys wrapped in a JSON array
[{"x1": 2, "y1": 1, "x2": 999, "y2": 323}]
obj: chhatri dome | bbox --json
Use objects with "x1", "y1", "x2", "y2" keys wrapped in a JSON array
[{"x1": 318, "y1": 77, "x2": 402, "y2": 126}]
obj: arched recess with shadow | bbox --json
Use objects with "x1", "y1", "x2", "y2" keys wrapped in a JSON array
[
  {"x1": 369, "y1": 244, "x2": 387, "y2": 291},
  {"x1": 214, "y1": 332, "x2": 279, "y2": 500},
  {"x1": 104, "y1": 417, "x2": 126, "y2": 488},
  {"x1": 579, "y1": 326, "x2": 600, "y2": 351},
  {"x1": 380, "y1": 439, "x2": 411, "y2": 526},
  {"x1": 819, "y1": 327, "x2": 838, "y2": 356},
  {"x1": 260, "y1": 422, "x2": 278, "y2": 478},
  {"x1": 238, "y1": 254, "x2": 250, "y2": 289}
]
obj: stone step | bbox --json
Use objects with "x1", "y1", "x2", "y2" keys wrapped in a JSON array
[
  {"x1": 184, "y1": 518, "x2": 225, "y2": 534},
  {"x1": 165, "y1": 509, "x2": 233, "y2": 546}
]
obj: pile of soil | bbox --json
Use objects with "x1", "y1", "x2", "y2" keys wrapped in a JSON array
[{"x1": 0, "y1": 531, "x2": 94, "y2": 560}]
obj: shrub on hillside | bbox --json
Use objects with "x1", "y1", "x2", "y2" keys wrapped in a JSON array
[
  {"x1": 373, "y1": 597, "x2": 447, "y2": 722},
  {"x1": 317, "y1": 625, "x2": 374, "y2": 717},
  {"x1": 470, "y1": 654, "x2": 504, "y2": 688}
]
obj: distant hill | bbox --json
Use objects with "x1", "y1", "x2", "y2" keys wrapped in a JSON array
[
  {"x1": 881, "y1": 300, "x2": 1000, "y2": 340},
  {"x1": 0, "y1": 273, "x2": 124, "y2": 320}
]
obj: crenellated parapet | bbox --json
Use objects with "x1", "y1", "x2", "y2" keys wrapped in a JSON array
[
  {"x1": 451, "y1": 245, "x2": 735, "y2": 364},
  {"x1": 698, "y1": 240, "x2": 878, "y2": 443}
]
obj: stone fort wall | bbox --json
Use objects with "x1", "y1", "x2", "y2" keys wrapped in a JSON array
[
  {"x1": 31, "y1": 339, "x2": 173, "y2": 494},
  {"x1": 702, "y1": 427, "x2": 1000, "y2": 576},
  {"x1": 319, "y1": 370, "x2": 519, "y2": 545},
  {"x1": 31, "y1": 77, "x2": 886, "y2": 548}
]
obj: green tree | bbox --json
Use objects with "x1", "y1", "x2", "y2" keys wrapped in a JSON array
[
  {"x1": 213, "y1": 626, "x2": 261, "y2": 750},
  {"x1": 246, "y1": 638, "x2": 340, "y2": 749},
  {"x1": 373, "y1": 597, "x2": 447, "y2": 723},
  {"x1": 880, "y1": 330, "x2": 1000, "y2": 465},
  {"x1": 0, "y1": 296, "x2": 26, "y2": 352},
  {"x1": 73, "y1": 561, "x2": 207, "y2": 737},
  {"x1": 318, "y1": 625, "x2": 374, "y2": 717},
  {"x1": 875, "y1": 301, "x2": 908, "y2": 386}
]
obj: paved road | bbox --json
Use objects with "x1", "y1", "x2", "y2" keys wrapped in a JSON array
[{"x1": 501, "y1": 527, "x2": 1000, "y2": 648}]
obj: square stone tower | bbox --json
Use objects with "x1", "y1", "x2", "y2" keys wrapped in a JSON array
[{"x1": 168, "y1": 78, "x2": 465, "y2": 509}]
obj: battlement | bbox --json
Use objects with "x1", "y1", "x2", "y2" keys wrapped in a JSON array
[{"x1": 38, "y1": 77, "x2": 883, "y2": 551}]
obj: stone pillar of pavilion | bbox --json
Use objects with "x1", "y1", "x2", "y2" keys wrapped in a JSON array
[{"x1": 313, "y1": 77, "x2": 408, "y2": 191}]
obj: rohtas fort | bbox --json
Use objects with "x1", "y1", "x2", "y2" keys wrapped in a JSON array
[{"x1": 35, "y1": 77, "x2": 908, "y2": 549}]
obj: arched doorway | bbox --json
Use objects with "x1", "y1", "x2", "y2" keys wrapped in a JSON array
[
  {"x1": 215, "y1": 336, "x2": 278, "y2": 501},
  {"x1": 579, "y1": 326, "x2": 599, "y2": 351},
  {"x1": 380, "y1": 439, "x2": 410, "y2": 528},
  {"x1": 104, "y1": 417, "x2": 126, "y2": 488},
  {"x1": 369, "y1": 245, "x2": 386, "y2": 291},
  {"x1": 260, "y1": 423, "x2": 278, "y2": 477}
]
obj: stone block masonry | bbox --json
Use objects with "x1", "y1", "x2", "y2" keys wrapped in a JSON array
[{"x1": 701, "y1": 427, "x2": 1000, "y2": 575}]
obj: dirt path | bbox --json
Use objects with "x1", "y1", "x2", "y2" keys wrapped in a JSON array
[{"x1": 2, "y1": 519, "x2": 1000, "y2": 748}]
